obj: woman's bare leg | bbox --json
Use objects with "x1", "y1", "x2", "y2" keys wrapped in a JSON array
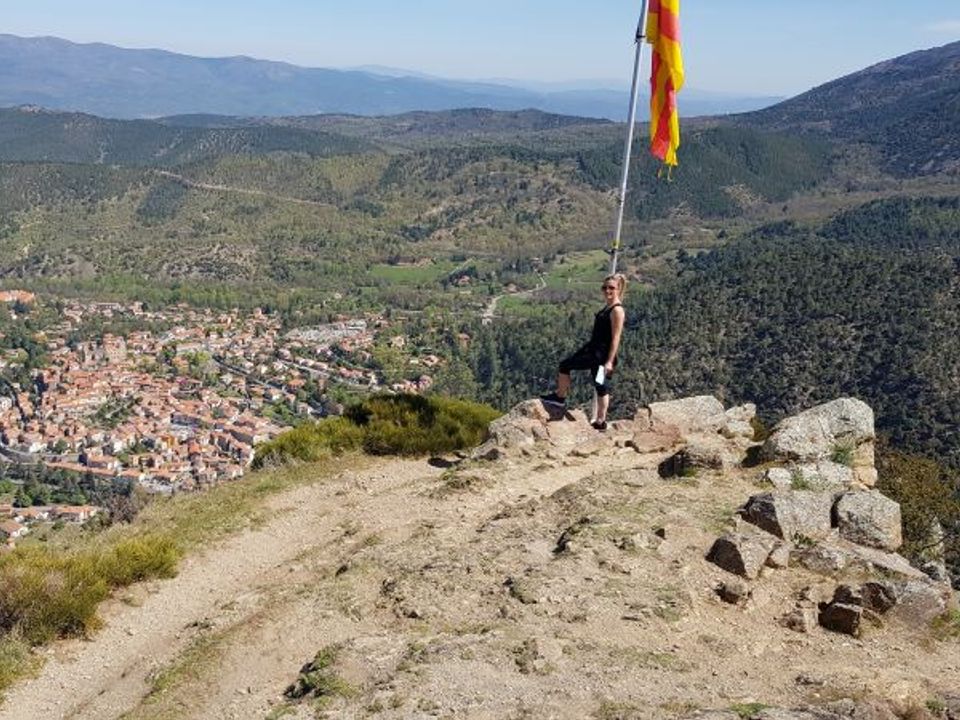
[
  {"x1": 595, "y1": 393, "x2": 610, "y2": 423},
  {"x1": 556, "y1": 372, "x2": 571, "y2": 398}
]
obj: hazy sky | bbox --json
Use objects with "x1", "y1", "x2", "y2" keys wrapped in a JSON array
[{"x1": 4, "y1": 0, "x2": 960, "y2": 96}]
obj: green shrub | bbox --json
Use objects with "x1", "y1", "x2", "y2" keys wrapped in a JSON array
[
  {"x1": 927, "y1": 698, "x2": 947, "y2": 715},
  {"x1": 350, "y1": 395, "x2": 499, "y2": 456},
  {"x1": 730, "y1": 703, "x2": 769, "y2": 719},
  {"x1": 284, "y1": 645, "x2": 354, "y2": 702},
  {"x1": 252, "y1": 417, "x2": 364, "y2": 468},
  {"x1": 830, "y1": 443, "x2": 855, "y2": 467},
  {"x1": 0, "y1": 634, "x2": 34, "y2": 697},
  {"x1": 254, "y1": 394, "x2": 500, "y2": 466},
  {"x1": 0, "y1": 536, "x2": 181, "y2": 646},
  {"x1": 790, "y1": 468, "x2": 812, "y2": 490},
  {"x1": 876, "y1": 447, "x2": 960, "y2": 567},
  {"x1": 749, "y1": 416, "x2": 770, "y2": 442},
  {"x1": 96, "y1": 535, "x2": 180, "y2": 586},
  {"x1": 0, "y1": 548, "x2": 109, "y2": 644},
  {"x1": 932, "y1": 609, "x2": 960, "y2": 641}
]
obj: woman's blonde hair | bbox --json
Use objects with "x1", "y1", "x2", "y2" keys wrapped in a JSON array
[{"x1": 604, "y1": 273, "x2": 627, "y2": 299}]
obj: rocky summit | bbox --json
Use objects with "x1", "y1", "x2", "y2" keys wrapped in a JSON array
[{"x1": 1, "y1": 396, "x2": 957, "y2": 720}]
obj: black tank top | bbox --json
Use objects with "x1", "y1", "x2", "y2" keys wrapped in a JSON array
[{"x1": 589, "y1": 303, "x2": 622, "y2": 354}]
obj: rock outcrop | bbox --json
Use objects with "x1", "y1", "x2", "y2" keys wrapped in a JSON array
[
  {"x1": 699, "y1": 397, "x2": 955, "y2": 638},
  {"x1": 834, "y1": 490, "x2": 902, "y2": 550},
  {"x1": 763, "y1": 398, "x2": 877, "y2": 487},
  {"x1": 474, "y1": 394, "x2": 953, "y2": 664},
  {"x1": 707, "y1": 528, "x2": 780, "y2": 580},
  {"x1": 742, "y1": 491, "x2": 835, "y2": 542}
]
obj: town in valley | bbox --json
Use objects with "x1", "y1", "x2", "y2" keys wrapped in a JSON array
[{"x1": 0, "y1": 290, "x2": 441, "y2": 547}]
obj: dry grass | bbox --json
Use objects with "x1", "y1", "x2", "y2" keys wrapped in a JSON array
[{"x1": 0, "y1": 456, "x2": 348, "y2": 697}]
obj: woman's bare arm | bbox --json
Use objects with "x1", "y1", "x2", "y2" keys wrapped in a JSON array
[{"x1": 605, "y1": 306, "x2": 626, "y2": 370}]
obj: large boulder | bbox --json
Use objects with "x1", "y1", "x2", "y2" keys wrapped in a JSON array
[
  {"x1": 722, "y1": 403, "x2": 758, "y2": 440},
  {"x1": 707, "y1": 528, "x2": 779, "y2": 579},
  {"x1": 834, "y1": 491, "x2": 903, "y2": 551},
  {"x1": 818, "y1": 601, "x2": 863, "y2": 637},
  {"x1": 821, "y1": 579, "x2": 953, "y2": 631},
  {"x1": 846, "y1": 543, "x2": 929, "y2": 580},
  {"x1": 659, "y1": 435, "x2": 744, "y2": 476},
  {"x1": 763, "y1": 399, "x2": 877, "y2": 486},
  {"x1": 887, "y1": 579, "x2": 955, "y2": 627},
  {"x1": 644, "y1": 395, "x2": 726, "y2": 435},
  {"x1": 792, "y1": 460, "x2": 856, "y2": 491},
  {"x1": 742, "y1": 491, "x2": 835, "y2": 542},
  {"x1": 473, "y1": 400, "x2": 546, "y2": 459},
  {"x1": 473, "y1": 400, "x2": 601, "y2": 460},
  {"x1": 762, "y1": 461, "x2": 855, "y2": 492},
  {"x1": 794, "y1": 538, "x2": 928, "y2": 581},
  {"x1": 626, "y1": 421, "x2": 683, "y2": 454},
  {"x1": 794, "y1": 542, "x2": 853, "y2": 575}
]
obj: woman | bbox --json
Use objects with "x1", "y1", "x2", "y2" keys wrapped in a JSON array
[{"x1": 541, "y1": 273, "x2": 626, "y2": 431}]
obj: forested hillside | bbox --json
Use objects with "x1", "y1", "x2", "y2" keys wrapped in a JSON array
[
  {"x1": 464, "y1": 197, "x2": 960, "y2": 468},
  {"x1": 0, "y1": 107, "x2": 836, "y2": 291},
  {"x1": 742, "y1": 40, "x2": 960, "y2": 175},
  {"x1": 0, "y1": 108, "x2": 372, "y2": 165}
]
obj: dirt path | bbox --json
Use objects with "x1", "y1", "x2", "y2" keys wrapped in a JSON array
[
  {"x1": 480, "y1": 272, "x2": 545, "y2": 324},
  {"x1": 154, "y1": 171, "x2": 336, "y2": 209},
  {"x1": 0, "y1": 459, "x2": 424, "y2": 720},
  {"x1": 0, "y1": 445, "x2": 652, "y2": 720}
]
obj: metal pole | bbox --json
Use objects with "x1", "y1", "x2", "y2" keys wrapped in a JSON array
[{"x1": 609, "y1": 2, "x2": 650, "y2": 275}]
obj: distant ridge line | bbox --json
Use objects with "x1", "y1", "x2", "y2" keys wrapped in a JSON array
[{"x1": 0, "y1": 33, "x2": 781, "y2": 120}]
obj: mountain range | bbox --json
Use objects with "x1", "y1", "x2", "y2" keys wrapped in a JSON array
[{"x1": 0, "y1": 34, "x2": 781, "y2": 121}]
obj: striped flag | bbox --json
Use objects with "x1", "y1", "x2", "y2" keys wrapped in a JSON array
[{"x1": 646, "y1": 0, "x2": 685, "y2": 167}]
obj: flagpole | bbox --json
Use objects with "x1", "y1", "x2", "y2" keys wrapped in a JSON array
[{"x1": 609, "y1": 2, "x2": 650, "y2": 275}]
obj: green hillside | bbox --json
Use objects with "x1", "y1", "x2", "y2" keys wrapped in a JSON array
[
  {"x1": 742, "y1": 41, "x2": 960, "y2": 176},
  {"x1": 579, "y1": 125, "x2": 834, "y2": 219},
  {"x1": 0, "y1": 108, "x2": 372, "y2": 166},
  {"x1": 0, "y1": 108, "x2": 839, "y2": 294}
]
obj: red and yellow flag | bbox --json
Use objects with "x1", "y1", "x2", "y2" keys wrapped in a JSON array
[{"x1": 647, "y1": 0, "x2": 685, "y2": 167}]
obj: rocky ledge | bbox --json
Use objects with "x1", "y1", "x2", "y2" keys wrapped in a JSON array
[{"x1": 472, "y1": 394, "x2": 957, "y2": 719}]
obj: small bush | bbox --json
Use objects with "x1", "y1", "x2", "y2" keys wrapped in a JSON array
[
  {"x1": 831, "y1": 443, "x2": 855, "y2": 467},
  {"x1": 749, "y1": 416, "x2": 770, "y2": 442},
  {"x1": 254, "y1": 394, "x2": 500, "y2": 466},
  {"x1": 0, "y1": 634, "x2": 35, "y2": 697},
  {"x1": 730, "y1": 703, "x2": 769, "y2": 718},
  {"x1": 932, "y1": 609, "x2": 960, "y2": 641},
  {"x1": 351, "y1": 395, "x2": 499, "y2": 456},
  {"x1": 790, "y1": 468, "x2": 812, "y2": 490},
  {"x1": 0, "y1": 536, "x2": 181, "y2": 646},
  {"x1": 96, "y1": 535, "x2": 180, "y2": 586},
  {"x1": 285, "y1": 645, "x2": 354, "y2": 702},
  {"x1": 253, "y1": 417, "x2": 363, "y2": 468},
  {"x1": 0, "y1": 548, "x2": 109, "y2": 644}
]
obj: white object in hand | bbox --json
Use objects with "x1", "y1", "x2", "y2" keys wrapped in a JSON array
[{"x1": 595, "y1": 366, "x2": 606, "y2": 385}]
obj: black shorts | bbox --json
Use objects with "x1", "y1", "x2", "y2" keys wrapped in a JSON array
[{"x1": 558, "y1": 344, "x2": 616, "y2": 397}]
